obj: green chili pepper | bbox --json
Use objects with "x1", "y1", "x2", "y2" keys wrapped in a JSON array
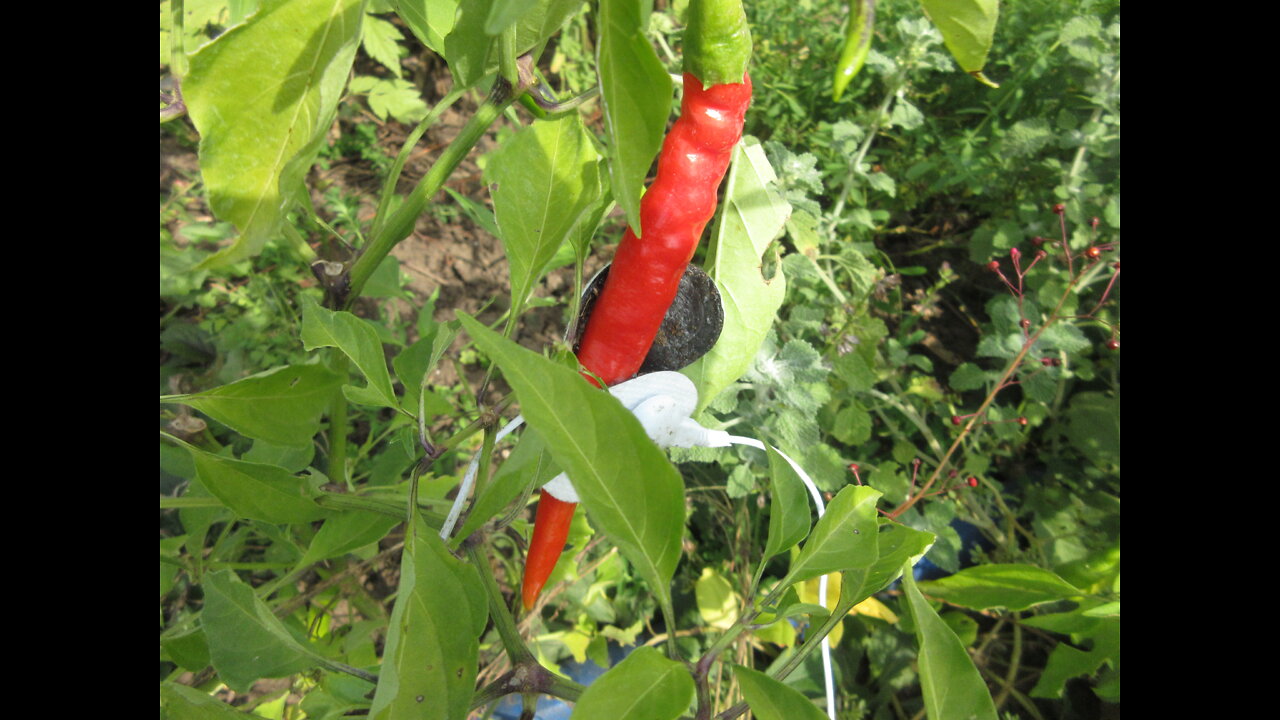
[{"x1": 833, "y1": 0, "x2": 876, "y2": 101}]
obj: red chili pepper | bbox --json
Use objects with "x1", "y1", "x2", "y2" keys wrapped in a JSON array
[
  {"x1": 520, "y1": 73, "x2": 753, "y2": 610},
  {"x1": 520, "y1": 491, "x2": 577, "y2": 610}
]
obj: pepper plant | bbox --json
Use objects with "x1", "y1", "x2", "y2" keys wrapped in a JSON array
[{"x1": 161, "y1": 1, "x2": 1118, "y2": 718}]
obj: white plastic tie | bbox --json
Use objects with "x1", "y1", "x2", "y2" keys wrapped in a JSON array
[{"x1": 438, "y1": 370, "x2": 837, "y2": 720}]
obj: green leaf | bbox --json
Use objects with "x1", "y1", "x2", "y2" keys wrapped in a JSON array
[
  {"x1": 161, "y1": 682, "x2": 250, "y2": 720},
  {"x1": 683, "y1": 137, "x2": 790, "y2": 414},
  {"x1": 485, "y1": 0, "x2": 535, "y2": 35},
  {"x1": 514, "y1": 0, "x2": 584, "y2": 52},
  {"x1": 369, "y1": 519, "x2": 484, "y2": 720},
  {"x1": 761, "y1": 442, "x2": 812, "y2": 561},
  {"x1": 598, "y1": 0, "x2": 672, "y2": 234},
  {"x1": 395, "y1": 0, "x2": 459, "y2": 55},
  {"x1": 300, "y1": 296, "x2": 400, "y2": 410},
  {"x1": 901, "y1": 570, "x2": 998, "y2": 720},
  {"x1": 1065, "y1": 391, "x2": 1120, "y2": 468},
  {"x1": 1037, "y1": 322, "x2": 1090, "y2": 354},
  {"x1": 184, "y1": 0, "x2": 365, "y2": 268},
  {"x1": 1000, "y1": 118, "x2": 1054, "y2": 159},
  {"x1": 452, "y1": 427, "x2": 560, "y2": 546},
  {"x1": 167, "y1": 365, "x2": 342, "y2": 448},
  {"x1": 732, "y1": 664, "x2": 828, "y2": 720},
  {"x1": 244, "y1": 438, "x2": 317, "y2": 472},
  {"x1": 185, "y1": 445, "x2": 331, "y2": 524},
  {"x1": 201, "y1": 570, "x2": 321, "y2": 692},
  {"x1": 784, "y1": 485, "x2": 880, "y2": 587},
  {"x1": 393, "y1": 317, "x2": 459, "y2": 414},
  {"x1": 851, "y1": 519, "x2": 936, "y2": 600},
  {"x1": 941, "y1": 611, "x2": 979, "y2": 647},
  {"x1": 1024, "y1": 601, "x2": 1119, "y2": 700},
  {"x1": 833, "y1": 351, "x2": 876, "y2": 391},
  {"x1": 458, "y1": 313, "x2": 685, "y2": 619},
  {"x1": 358, "y1": 76, "x2": 431, "y2": 123},
  {"x1": 161, "y1": 625, "x2": 211, "y2": 673},
  {"x1": 918, "y1": 564, "x2": 1082, "y2": 611},
  {"x1": 831, "y1": 403, "x2": 871, "y2": 446},
  {"x1": 362, "y1": 13, "x2": 406, "y2": 77},
  {"x1": 561, "y1": 186, "x2": 614, "y2": 268},
  {"x1": 484, "y1": 114, "x2": 604, "y2": 321},
  {"x1": 570, "y1": 646, "x2": 695, "y2": 720},
  {"x1": 1083, "y1": 601, "x2": 1119, "y2": 618},
  {"x1": 947, "y1": 362, "x2": 990, "y2": 392},
  {"x1": 919, "y1": 0, "x2": 1000, "y2": 84},
  {"x1": 442, "y1": 0, "x2": 493, "y2": 87},
  {"x1": 299, "y1": 510, "x2": 402, "y2": 567},
  {"x1": 867, "y1": 461, "x2": 909, "y2": 505},
  {"x1": 443, "y1": 0, "x2": 581, "y2": 87}
]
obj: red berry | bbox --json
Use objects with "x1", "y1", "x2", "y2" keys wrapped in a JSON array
[
  {"x1": 1090, "y1": 217, "x2": 1100, "y2": 228},
  {"x1": 1086, "y1": 246, "x2": 1102, "y2": 260},
  {"x1": 1106, "y1": 339, "x2": 1119, "y2": 351},
  {"x1": 987, "y1": 260, "x2": 1000, "y2": 271},
  {"x1": 1018, "y1": 417, "x2": 1028, "y2": 426},
  {"x1": 1052, "y1": 203, "x2": 1066, "y2": 215},
  {"x1": 1040, "y1": 357, "x2": 1054, "y2": 366},
  {"x1": 966, "y1": 477, "x2": 979, "y2": 488},
  {"x1": 1035, "y1": 249, "x2": 1048, "y2": 261},
  {"x1": 1031, "y1": 236, "x2": 1045, "y2": 246},
  {"x1": 951, "y1": 415, "x2": 962, "y2": 426},
  {"x1": 848, "y1": 463, "x2": 860, "y2": 473},
  {"x1": 1010, "y1": 247, "x2": 1021, "y2": 260},
  {"x1": 1112, "y1": 261, "x2": 1120, "y2": 270},
  {"x1": 1020, "y1": 318, "x2": 1031, "y2": 329}
]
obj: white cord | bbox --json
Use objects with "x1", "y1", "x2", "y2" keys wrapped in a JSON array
[
  {"x1": 727, "y1": 435, "x2": 836, "y2": 720},
  {"x1": 436, "y1": 376, "x2": 838, "y2": 719},
  {"x1": 438, "y1": 415, "x2": 526, "y2": 541}
]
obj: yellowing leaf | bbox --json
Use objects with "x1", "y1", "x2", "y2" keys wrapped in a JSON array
[
  {"x1": 560, "y1": 630, "x2": 592, "y2": 664},
  {"x1": 797, "y1": 573, "x2": 843, "y2": 645},
  {"x1": 852, "y1": 596, "x2": 898, "y2": 624},
  {"x1": 696, "y1": 568, "x2": 739, "y2": 630}
]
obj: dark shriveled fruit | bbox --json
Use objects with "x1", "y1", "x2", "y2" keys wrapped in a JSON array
[{"x1": 575, "y1": 263, "x2": 725, "y2": 375}]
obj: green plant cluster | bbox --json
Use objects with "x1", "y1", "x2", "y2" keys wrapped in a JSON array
[{"x1": 161, "y1": 1, "x2": 1118, "y2": 718}]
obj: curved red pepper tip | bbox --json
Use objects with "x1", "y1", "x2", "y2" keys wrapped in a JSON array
[{"x1": 521, "y1": 491, "x2": 578, "y2": 610}]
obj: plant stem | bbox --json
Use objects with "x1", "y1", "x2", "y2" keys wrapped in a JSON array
[
  {"x1": 315, "y1": 491, "x2": 448, "y2": 524},
  {"x1": 994, "y1": 618, "x2": 1024, "y2": 711},
  {"x1": 827, "y1": 68, "x2": 901, "y2": 233},
  {"x1": 696, "y1": 582, "x2": 789, "y2": 683},
  {"x1": 328, "y1": 350, "x2": 351, "y2": 488},
  {"x1": 866, "y1": 387, "x2": 944, "y2": 460},
  {"x1": 1064, "y1": 65, "x2": 1120, "y2": 196},
  {"x1": 348, "y1": 65, "x2": 532, "y2": 305},
  {"x1": 499, "y1": 25, "x2": 520, "y2": 86},
  {"x1": 466, "y1": 544, "x2": 537, "y2": 666},
  {"x1": 889, "y1": 261, "x2": 1088, "y2": 519},
  {"x1": 168, "y1": 0, "x2": 188, "y2": 78},
  {"x1": 369, "y1": 87, "x2": 468, "y2": 243},
  {"x1": 713, "y1": 575, "x2": 862, "y2": 720}
]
